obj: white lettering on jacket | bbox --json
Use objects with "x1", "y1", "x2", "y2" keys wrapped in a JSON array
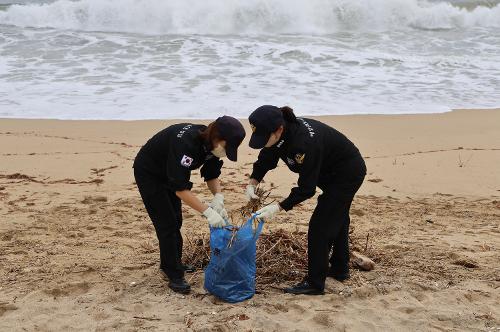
[
  {"x1": 177, "y1": 124, "x2": 193, "y2": 138},
  {"x1": 298, "y1": 118, "x2": 315, "y2": 138}
]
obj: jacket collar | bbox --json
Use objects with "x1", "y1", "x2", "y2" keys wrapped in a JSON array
[{"x1": 272, "y1": 121, "x2": 300, "y2": 149}]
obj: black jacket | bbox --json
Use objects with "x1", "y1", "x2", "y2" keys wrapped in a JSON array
[
  {"x1": 250, "y1": 118, "x2": 365, "y2": 211},
  {"x1": 133, "y1": 123, "x2": 223, "y2": 192}
]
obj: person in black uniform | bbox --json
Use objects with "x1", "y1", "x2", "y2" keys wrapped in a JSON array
[
  {"x1": 133, "y1": 116, "x2": 245, "y2": 294},
  {"x1": 246, "y1": 105, "x2": 366, "y2": 295}
]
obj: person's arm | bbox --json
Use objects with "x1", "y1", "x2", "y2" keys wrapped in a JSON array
[
  {"x1": 166, "y1": 142, "x2": 226, "y2": 227},
  {"x1": 206, "y1": 178, "x2": 228, "y2": 219},
  {"x1": 248, "y1": 178, "x2": 259, "y2": 186},
  {"x1": 201, "y1": 158, "x2": 229, "y2": 219},
  {"x1": 246, "y1": 148, "x2": 280, "y2": 200},
  {"x1": 206, "y1": 178, "x2": 222, "y2": 195},
  {"x1": 279, "y1": 146, "x2": 322, "y2": 211},
  {"x1": 175, "y1": 190, "x2": 208, "y2": 213},
  {"x1": 177, "y1": 189, "x2": 227, "y2": 227},
  {"x1": 250, "y1": 147, "x2": 280, "y2": 183},
  {"x1": 256, "y1": 147, "x2": 321, "y2": 221},
  {"x1": 200, "y1": 156, "x2": 223, "y2": 184},
  {"x1": 165, "y1": 141, "x2": 194, "y2": 192}
]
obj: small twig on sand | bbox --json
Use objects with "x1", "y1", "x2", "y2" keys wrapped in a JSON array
[{"x1": 133, "y1": 316, "x2": 161, "y2": 321}]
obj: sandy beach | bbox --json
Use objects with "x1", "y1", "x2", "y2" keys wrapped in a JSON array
[{"x1": 0, "y1": 109, "x2": 499, "y2": 331}]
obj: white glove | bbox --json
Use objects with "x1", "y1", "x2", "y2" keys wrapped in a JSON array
[
  {"x1": 255, "y1": 203, "x2": 281, "y2": 221},
  {"x1": 209, "y1": 193, "x2": 229, "y2": 220},
  {"x1": 203, "y1": 207, "x2": 227, "y2": 228},
  {"x1": 245, "y1": 184, "x2": 259, "y2": 201}
]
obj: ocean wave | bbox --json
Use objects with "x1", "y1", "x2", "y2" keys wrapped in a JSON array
[{"x1": 0, "y1": 0, "x2": 499, "y2": 34}]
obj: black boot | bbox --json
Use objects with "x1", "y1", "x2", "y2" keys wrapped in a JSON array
[
  {"x1": 167, "y1": 277, "x2": 191, "y2": 294},
  {"x1": 328, "y1": 269, "x2": 350, "y2": 282},
  {"x1": 284, "y1": 280, "x2": 324, "y2": 295},
  {"x1": 159, "y1": 269, "x2": 191, "y2": 294}
]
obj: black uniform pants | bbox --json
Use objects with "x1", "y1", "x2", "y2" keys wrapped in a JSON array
[
  {"x1": 308, "y1": 169, "x2": 365, "y2": 290},
  {"x1": 134, "y1": 167, "x2": 184, "y2": 280}
]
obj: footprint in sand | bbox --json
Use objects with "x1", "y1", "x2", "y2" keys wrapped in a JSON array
[
  {"x1": 352, "y1": 285, "x2": 378, "y2": 299},
  {"x1": 0, "y1": 302, "x2": 18, "y2": 317},
  {"x1": 311, "y1": 313, "x2": 334, "y2": 328},
  {"x1": 43, "y1": 281, "x2": 91, "y2": 298},
  {"x1": 81, "y1": 195, "x2": 108, "y2": 204},
  {"x1": 263, "y1": 302, "x2": 289, "y2": 315},
  {"x1": 351, "y1": 208, "x2": 365, "y2": 217},
  {"x1": 288, "y1": 302, "x2": 306, "y2": 314}
]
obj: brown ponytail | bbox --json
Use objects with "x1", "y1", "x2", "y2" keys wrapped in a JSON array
[
  {"x1": 199, "y1": 121, "x2": 221, "y2": 150},
  {"x1": 280, "y1": 106, "x2": 298, "y2": 123}
]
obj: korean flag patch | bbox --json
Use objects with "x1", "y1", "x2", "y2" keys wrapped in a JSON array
[{"x1": 181, "y1": 155, "x2": 194, "y2": 167}]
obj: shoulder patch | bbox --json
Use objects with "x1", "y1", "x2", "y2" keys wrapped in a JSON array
[
  {"x1": 181, "y1": 155, "x2": 194, "y2": 167},
  {"x1": 295, "y1": 153, "x2": 305, "y2": 164}
]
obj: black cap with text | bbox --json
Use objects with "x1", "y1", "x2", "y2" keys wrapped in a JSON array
[
  {"x1": 215, "y1": 116, "x2": 245, "y2": 161},
  {"x1": 248, "y1": 105, "x2": 284, "y2": 149}
]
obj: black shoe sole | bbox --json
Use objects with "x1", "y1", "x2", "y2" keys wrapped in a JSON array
[
  {"x1": 328, "y1": 270, "x2": 350, "y2": 282},
  {"x1": 283, "y1": 288, "x2": 325, "y2": 295},
  {"x1": 161, "y1": 271, "x2": 191, "y2": 294},
  {"x1": 168, "y1": 285, "x2": 191, "y2": 294},
  {"x1": 328, "y1": 274, "x2": 350, "y2": 282}
]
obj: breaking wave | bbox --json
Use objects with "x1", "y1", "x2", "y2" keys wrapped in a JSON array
[{"x1": 0, "y1": 0, "x2": 499, "y2": 34}]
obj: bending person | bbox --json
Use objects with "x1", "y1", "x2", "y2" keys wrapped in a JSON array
[
  {"x1": 246, "y1": 105, "x2": 365, "y2": 295},
  {"x1": 134, "y1": 116, "x2": 245, "y2": 294}
]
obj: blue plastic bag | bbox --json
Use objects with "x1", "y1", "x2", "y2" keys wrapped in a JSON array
[{"x1": 204, "y1": 215, "x2": 264, "y2": 303}]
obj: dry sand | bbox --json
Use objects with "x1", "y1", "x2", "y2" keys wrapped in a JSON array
[{"x1": 0, "y1": 109, "x2": 499, "y2": 331}]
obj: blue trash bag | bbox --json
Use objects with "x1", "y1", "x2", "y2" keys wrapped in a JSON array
[{"x1": 204, "y1": 215, "x2": 264, "y2": 303}]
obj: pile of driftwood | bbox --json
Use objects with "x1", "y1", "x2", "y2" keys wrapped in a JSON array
[
  {"x1": 183, "y1": 186, "x2": 374, "y2": 287},
  {"x1": 183, "y1": 228, "x2": 308, "y2": 286}
]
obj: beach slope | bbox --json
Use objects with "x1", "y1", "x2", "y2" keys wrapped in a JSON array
[{"x1": 0, "y1": 109, "x2": 499, "y2": 331}]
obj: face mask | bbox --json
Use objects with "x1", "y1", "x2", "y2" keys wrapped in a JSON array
[{"x1": 211, "y1": 144, "x2": 226, "y2": 158}]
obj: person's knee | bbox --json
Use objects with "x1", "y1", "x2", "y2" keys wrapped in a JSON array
[
  {"x1": 152, "y1": 218, "x2": 180, "y2": 235},
  {"x1": 308, "y1": 223, "x2": 333, "y2": 245}
]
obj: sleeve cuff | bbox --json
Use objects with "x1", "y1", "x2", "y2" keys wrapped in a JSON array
[
  {"x1": 203, "y1": 173, "x2": 220, "y2": 182},
  {"x1": 280, "y1": 189, "x2": 316, "y2": 211},
  {"x1": 200, "y1": 159, "x2": 223, "y2": 182},
  {"x1": 168, "y1": 181, "x2": 193, "y2": 192},
  {"x1": 279, "y1": 198, "x2": 294, "y2": 212},
  {"x1": 250, "y1": 169, "x2": 266, "y2": 183}
]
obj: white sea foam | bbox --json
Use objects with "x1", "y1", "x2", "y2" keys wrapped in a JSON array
[
  {"x1": 0, "y1": 0, "x2": 499, "y2": 34},
  {"x1": 0, "y1": 1, "x2": 499, "y2": 119}
]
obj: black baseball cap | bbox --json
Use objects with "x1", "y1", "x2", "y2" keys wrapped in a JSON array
[
  {"x1": 215, "y1": 116, "x2": 245, "y2": 162},
  {"x1": 248, "y1": 105, "x2": 284, "y2": 149}
]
